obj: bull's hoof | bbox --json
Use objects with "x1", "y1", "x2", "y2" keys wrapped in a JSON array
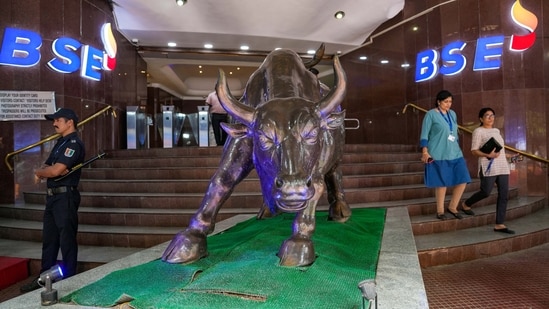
[
  {"x1": 277, "y1": 236, "x2": 315, "y2": 267},
  {"x1": 161, "y1": 229, "x2": 208, "y2": 264},
  {"x1": 328, "y1": 200, "x2": 351, "y2": 223},
  {"x1": 257, "y1": 204, "x2": 274, "y2": 219}
]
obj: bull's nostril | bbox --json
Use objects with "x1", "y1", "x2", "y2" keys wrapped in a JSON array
[
  {"x1": 306, "y1": 178, "x2": 312, "y2": 187},
  {"x1": 275, "y1": 178, "x2": 284, "y2": 188}
]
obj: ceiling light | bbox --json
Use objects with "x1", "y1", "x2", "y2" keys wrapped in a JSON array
[
  {"x1": 240, "y1": 45, "x2": 249, "y2": 50},
  {"x1": 359, "y1": 56, "x2": 367, "y2": 60},
  {"x1": 307, "y1": 50, "x2": 316, "y2": 54},
  {"x1": 176, "y1": 0, "x2": 187, "y2": 6},
  {"x1": 401, "y1": 63, "x2": 410, "y2": 68},
  {"x1": 167, "y1": 42, "x2": 177, "y2": 47},
  {"x1": 334, "y1": 11, "x2": 345, "y2": 19},
  {"x1": 380, "y1": 60, "x2": 389, "y2": 64},
  {"x1": 204, "y1": 43, "x2": 213, "y2": 49}
]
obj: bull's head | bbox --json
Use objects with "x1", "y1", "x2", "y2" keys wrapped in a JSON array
[{"x1": 216, "y1": 56, "x2": 346, "y2": 213}]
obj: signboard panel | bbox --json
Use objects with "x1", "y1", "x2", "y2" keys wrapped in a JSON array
[{"x1": 0, "y1": 91, "x2": 56, "y2": 121}]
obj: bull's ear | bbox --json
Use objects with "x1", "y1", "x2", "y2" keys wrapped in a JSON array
[
  {"x1": 221, "y1": 123, "x2": 249, "y2": 138},
  {"x1": 323, "y1": 110, "x2": 346, "y2": 130}
]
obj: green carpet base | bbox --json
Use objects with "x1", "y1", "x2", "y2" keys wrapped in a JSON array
[{"x1": 61, "y1": 208, "x2": 386, "y2": 308}]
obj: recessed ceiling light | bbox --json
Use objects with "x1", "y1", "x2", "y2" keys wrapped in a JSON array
[
  {"x1": 307, "y1": 50, "x2": 316, "y2": 54},
  {"x1": 401, "y1": 63, "x2": 410, "y2": 68},
  {"x1": 380, "y1": 60, "x2": 389, "y2": 64},
  {"x1": 240, "y1": 45, "x2": 249, "y2": 50},
  {"x1": 412, "y1": 26, "x2": 419, "y2": 31},
  {"x1": 167, "y1": 42, "x2": 177, "y2": 47},
  {"x1": 204, "y1": 43, "x2": 213, "y2": 49},
  {"x1": 359, "y1": 56, "x2": 367, "y2": 60},
  {"x1": 198, "y1": 65, "x2": 202, "y2": 68},
  {"x1": 334, "y1": 11, "x2": 345, "y2": 19}
]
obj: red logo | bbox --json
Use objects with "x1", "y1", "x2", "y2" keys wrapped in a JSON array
[{"x1": 509, "y1": 0, "x2": 538, "y2": 51}]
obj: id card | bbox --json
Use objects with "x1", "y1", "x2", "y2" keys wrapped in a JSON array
[{"x1": 448, "y1": 134, "x2": 456, "y2": 142}]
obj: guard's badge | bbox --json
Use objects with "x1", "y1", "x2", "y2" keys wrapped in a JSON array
[{"x1": 64, "y1": 148, "x2": 75, "y2": 157}]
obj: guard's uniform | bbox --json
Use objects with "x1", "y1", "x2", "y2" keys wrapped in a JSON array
[{"x1": 41, "y1": 131, "x2": 85, "y2": 278}]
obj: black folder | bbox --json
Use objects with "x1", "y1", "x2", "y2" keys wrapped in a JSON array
[{"x1": 479, "y1": 137, "x2": 502, "y2": 154}]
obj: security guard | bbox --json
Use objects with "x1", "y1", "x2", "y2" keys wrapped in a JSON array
[{"x1": 20, "y1": 108, "x2": 85, "y2": 293}]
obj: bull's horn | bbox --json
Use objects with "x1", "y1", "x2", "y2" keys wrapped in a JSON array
[
  {"x1": 216, "y1": 69, "x2": 254, "y2": 126},
  {"x1": 317, "y1": 55, "x2": 347, "y2": 117},
  {"x1": 303, "y1": 43, "x2": 325, "y2": 69}
]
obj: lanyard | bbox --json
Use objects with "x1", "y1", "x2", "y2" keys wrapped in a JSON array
[
  {"x1": 437, "y1": 108, "x2": 453, "y2": 132},
  {"x1": 485, "y1": 158, "x2": 494, "y2": 175}
]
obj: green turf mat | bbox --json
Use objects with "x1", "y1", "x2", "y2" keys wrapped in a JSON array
[{"x1": 61, "y1": 208, "x2": 385, "y2": 308}]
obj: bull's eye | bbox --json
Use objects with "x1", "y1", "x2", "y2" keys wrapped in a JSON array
[
  {"x1": 258, "y1": 133, "x2": 274, "y2": 150},
  {"x1": 302, "y1": 127, "x2": 319, "y2": 145}
]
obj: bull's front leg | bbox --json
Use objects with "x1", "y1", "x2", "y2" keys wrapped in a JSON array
[
  {"x1": 277, "y1": 181, "x2": 323, "y2": 267},
  {"x1": 325, "y1": 163, "x2": 351, "y2": 222},
  {"x1": 162, "y1": 136, "x2": 254, "y2": 264}
]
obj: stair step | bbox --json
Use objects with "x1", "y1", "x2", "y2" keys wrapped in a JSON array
[
  {"x1": 78, "y1": 172, "x2": 427, "y2": 193},
  {"x1": 0, "y1": 203, "x2": 259, "y2": 228},
  {"x1": 0, "y1": 256, "x2": 29, "y2": 290},
  {"x1": 415, "y1": 198, "x2": 549, "y2": 268},
  {"x1": 80, "y1": 161, "x2": 426, "y2": 179},
  {"x1": 411, "y1": 195, "x2": 543, "y2": 234},
  {"x1": 22, "y1": 181, "x2": 482, "y2": 209},
  {"x1": 407, "y1": 186, "x2": 518, "y2": 216}
]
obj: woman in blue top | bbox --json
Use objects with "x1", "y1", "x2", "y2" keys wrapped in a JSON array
[{"x1": 420, "y1": 90, "x2": 471, "y2": 220}]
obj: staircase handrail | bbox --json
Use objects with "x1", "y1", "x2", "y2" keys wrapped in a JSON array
[
  {"x1": 4, "y1": 105, "x2": 116, "y2": 173},
  {"x1": 402, "y1": 103, "x2": 549, "y2": 165}
]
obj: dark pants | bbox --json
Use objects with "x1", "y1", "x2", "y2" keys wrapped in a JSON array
[
  {"x1": 41, "y1": 189, "x2": 80, "y2": 277},
  {"x1": 464, "y1": 171, "x2": 509, "y2": 224},
  {"x1": 211, "y1": 113, "x2": 228, "y2": 146}
]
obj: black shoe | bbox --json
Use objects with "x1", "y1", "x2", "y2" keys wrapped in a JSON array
[
  {"x1": 462, "y1": 208, "x2": 475, "y2": 215},
  {"x1": 447, "y1": 209, "x2": 463, "y2": 219},
  {"x1": 436, "y1": 213, "x2": 447, "y2": 220},
  {"x1": 20, "y1": 277, "x2": 41, "y2": 293},
  {"x1": 494, "y1": 228, "x2": 515, "y2": 234}
]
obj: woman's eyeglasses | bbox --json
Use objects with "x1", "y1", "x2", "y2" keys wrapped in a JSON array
[{"x1": 483, "y1": 114, "x2": 495, "y2": 119}]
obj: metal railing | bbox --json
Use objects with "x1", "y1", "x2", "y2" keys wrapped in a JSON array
[
  {"x1": 4, "y1": 105, "x2": 116, "y2": 173},
  {"x1": 402, "y1": 103, "x2": 549, "y2": 164}
]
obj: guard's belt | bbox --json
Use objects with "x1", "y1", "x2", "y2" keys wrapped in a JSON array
[{"x1": 47, "y1": 186, "x2": 76, "y2": 196}]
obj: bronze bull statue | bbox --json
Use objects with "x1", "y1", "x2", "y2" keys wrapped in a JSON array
[{"x1": 162, "y1": 46, "x2": 350, "y2": 267}]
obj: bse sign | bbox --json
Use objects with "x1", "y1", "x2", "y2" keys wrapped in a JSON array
[
  {"x1": 0, "y1": 23, "x2": 117, "y2": 81},
  {"x1": 415, "y1": 0, "x2": 537, "y2": 82}
]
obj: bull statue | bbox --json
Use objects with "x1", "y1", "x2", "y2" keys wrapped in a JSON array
[{"x1": 162, "y1": 45, "x2": 350, "y2": 267}]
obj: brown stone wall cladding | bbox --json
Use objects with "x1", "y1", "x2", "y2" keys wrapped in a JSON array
[
  {"x1": 340, "y1": 0, "x2": 547, "y2": 196},
  {"x1": 0, "y1": 0, "x2": 147, "y2": 202}
]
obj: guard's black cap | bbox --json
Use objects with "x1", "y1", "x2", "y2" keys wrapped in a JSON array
[{"x1": 45, "y1": 108, "x2": 78, "y2": 123}]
